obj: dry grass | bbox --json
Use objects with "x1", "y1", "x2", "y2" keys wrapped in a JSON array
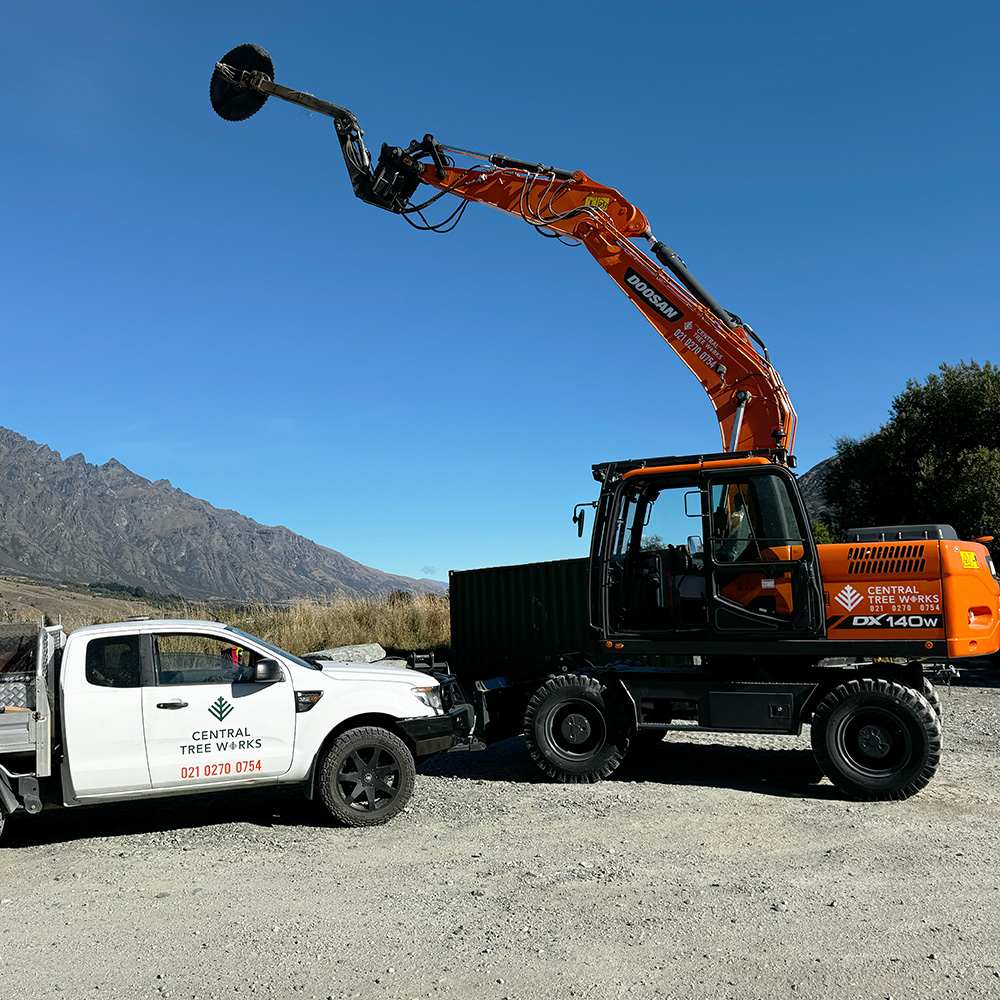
[
  {"x1": 171, "y1": 595, "x2": 451, "y2": 657},
  {"x1": 0, "y1": 576, "x2": 161, "y2": 634},
  {"x1": 1, "y1": 578, "x2": 451, "y2": 658}
]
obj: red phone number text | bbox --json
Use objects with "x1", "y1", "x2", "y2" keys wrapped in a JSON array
[{"x1": 180, "y1": 760, "x2": 262, "y2": 779}]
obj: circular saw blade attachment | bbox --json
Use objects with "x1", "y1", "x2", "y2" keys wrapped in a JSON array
[{"x1": 210, "y1": 44, "x2": 274, "y2": 121}]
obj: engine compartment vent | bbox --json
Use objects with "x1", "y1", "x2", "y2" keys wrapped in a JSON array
[{"x1": 847, "y1": 543, "x2": 926, "y2": 575}]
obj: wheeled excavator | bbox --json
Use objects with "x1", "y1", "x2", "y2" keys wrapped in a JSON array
[{"x1": 210, "y1": 45, "x2": 1000, "y2": 799}]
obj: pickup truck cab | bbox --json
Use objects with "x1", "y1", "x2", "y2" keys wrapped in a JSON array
[{"x1": 0, "y1": 618, "x2": 475, "y2": 837}]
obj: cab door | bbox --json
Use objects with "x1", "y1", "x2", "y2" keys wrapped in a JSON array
[
  {"x1": 61, "y1": 632, "x2": 151, "y2": 797},
  {"x1": 140, "y1": 630, "x2": 296, "y2": 789},
  {"x1": 598, "y1": 473, "x2": 712, "y2": 637},
  {"x1": 704, "y1": 468, "x2": 824, "y2": 636}
]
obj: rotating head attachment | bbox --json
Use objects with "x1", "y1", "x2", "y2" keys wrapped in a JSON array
[
  {"x1": 209, "y1": 45, "x2": 398, "y2": 213},
  {"x1": 210, "y1": 43, "x2": 274, "y2": 121}
]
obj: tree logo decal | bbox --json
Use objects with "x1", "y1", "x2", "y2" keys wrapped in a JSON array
[
  {"x1": 209, "y1": 696, "x2": 234, "y2": 721},
  {"x1": 834, "y1": 585, "x2": 864, "y2": 612}
]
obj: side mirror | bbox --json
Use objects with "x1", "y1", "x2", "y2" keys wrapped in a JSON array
[
  {"x1": 254, "y1": 658, "x2": 284, "y2": 683},
  {"x1": 687, "y1": 535, "x2": 703, "y2": 555},
  {"x1": 573, "y1": 502, "x2": 596, "y2": 539}
]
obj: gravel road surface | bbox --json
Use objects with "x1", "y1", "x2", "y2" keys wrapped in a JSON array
[{"x1": 3, "y1": 668, "x2": 999, "y2": 1000}]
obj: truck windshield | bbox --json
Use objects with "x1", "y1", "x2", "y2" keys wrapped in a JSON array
[{"x1": 224, "y1": 626, "x2": 320, "y2": 671}]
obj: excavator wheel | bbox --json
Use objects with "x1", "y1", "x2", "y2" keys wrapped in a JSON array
[
  {"x1": 524, "y1": 673, "x2": 630, "y2": 783},
  {"x1": 210, "y1": 43, "x2": 274, "y2": 121},
  {"x1": 810, "y1": 678, "x2": 941, "y2": 801}
]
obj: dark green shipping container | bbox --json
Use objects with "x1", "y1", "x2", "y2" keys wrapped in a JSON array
[
  {"x1": 449, "y1": 557, "x2": 681, "y2": 683},
  {"x1": 449, "y1": 558, "x2": 594, "y2": 686}
]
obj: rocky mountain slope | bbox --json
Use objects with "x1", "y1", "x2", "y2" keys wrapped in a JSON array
[
  {"x1": 797, "y1": 455, "x2": 837, "y2": 525},
  {"x1": 0, "y1": 427, "x2": 439, "y2": 602}
]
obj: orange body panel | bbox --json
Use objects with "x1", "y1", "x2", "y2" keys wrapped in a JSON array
[
  {"x1": 719, "y1": 570, "x2": 797, "y2": 617},
  {"x1": 939, "y1": 542, "x2": 1000, "y2": 658},
  {"x1": 818, "y1": 540, "x2": 1000, "y2": 658}
]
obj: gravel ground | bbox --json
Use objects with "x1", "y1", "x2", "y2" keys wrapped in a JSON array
[{"x1": 2, "y1": 668, "x2": 999, "y2": 1000}]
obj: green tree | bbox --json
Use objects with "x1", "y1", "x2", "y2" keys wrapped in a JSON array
[
  {"x1": 810, "y1": 520, "x2": 836, "y2": 545},
  {"x1": 825, "y1": 360, "x2": 1000, "y2": 547}
]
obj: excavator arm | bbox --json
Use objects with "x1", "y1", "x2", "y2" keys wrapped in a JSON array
[
  {"x1": 406, "y1": 151, "x2": 797, "y2": 458},
  {"x1": 211, "y1": 45, "x2": 797, "y2": 459}
]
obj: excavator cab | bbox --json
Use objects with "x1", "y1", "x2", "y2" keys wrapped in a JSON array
[{"x1": 593, "y1": 454, "x2": 825, "y2": 647}]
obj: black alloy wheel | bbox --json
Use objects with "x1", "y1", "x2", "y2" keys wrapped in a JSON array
[{"x1": 318, "y1": 727, "x2": 415, "y2": 827}]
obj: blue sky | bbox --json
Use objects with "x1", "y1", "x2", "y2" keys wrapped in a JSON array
[{"x1": 5, "y1": 1, "x2": 997, "y2": 583}]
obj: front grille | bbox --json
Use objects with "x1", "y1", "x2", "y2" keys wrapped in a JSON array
[{"x1": 847, "y1": 543, "x2": 926, "y2": 575}]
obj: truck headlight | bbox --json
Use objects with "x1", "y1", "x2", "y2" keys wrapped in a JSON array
[
  {"x1": 295, "y1": 690, "x2": 324, "y2": 712},
  {"x1": 413, "y1": 685, "x2": 444, "y2": 713}
]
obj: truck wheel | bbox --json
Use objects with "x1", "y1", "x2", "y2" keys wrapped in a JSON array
[
  {"x1": 810, "y1": 679, "x2": 941, "y2": 801},
  {"x1": 524, "y1": 674, "x2": 630, "y2": 784},
  {"x1": 317, "y1": 727, "x2": 416, "y2": 827}
]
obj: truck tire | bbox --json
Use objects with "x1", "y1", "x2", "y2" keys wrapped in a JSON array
[
  {"x1": 524, "y1": 674, "x2": 630, "y2": 783},
  {"x1": 810, "y1": 679, "x2": 941, "y2": 801},
  {"x1": 317, "y1": 727, "x2": 416, "y2": 827}
]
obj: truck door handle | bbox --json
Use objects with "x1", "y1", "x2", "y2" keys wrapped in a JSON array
[{"x1": 156, "y1": 700, "x2": 189, "y2": 709}]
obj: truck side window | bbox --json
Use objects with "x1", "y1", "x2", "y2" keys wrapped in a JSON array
[
  {"x1": 154, "y1": 634, "x2": 259, "y2": 685},
  {"x1": 85, "y1": 636, "x2": 142, "y2": 688}
]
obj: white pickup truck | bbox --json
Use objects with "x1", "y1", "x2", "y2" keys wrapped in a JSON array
[{"x1": 0, "y1": 617, "x2": 476, "y2": 838}]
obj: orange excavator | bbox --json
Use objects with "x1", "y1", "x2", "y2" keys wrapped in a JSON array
[{"x1": 211, "y1": 45, "x2": 1000, "y2": 800}]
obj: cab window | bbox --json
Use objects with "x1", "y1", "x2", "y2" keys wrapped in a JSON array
[
  {"x1": 153, "y1": 634, "x2": 260, "y2": 685},
  {"x1": 709, "y1": 477, "x2": 803, "y2": 562},
  {"x1": 606, "y1": 478, "x2": 706, "y2": 631},
  {"x1": 85, "y1": 635, "x2": 142, "y2": 688},
  {"x1": 708, "y1": 474, "x2": 809, "y2": 624}
]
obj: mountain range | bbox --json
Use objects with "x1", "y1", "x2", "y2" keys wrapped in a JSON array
[{"x1": 0, "y1": 427, "x2": 441, "y2": 603}]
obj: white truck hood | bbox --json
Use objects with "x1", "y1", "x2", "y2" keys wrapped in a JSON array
[{"x1": 315, "y1": 659, "x2": 435, "y2": 686}]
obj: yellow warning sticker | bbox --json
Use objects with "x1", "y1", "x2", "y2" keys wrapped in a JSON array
[
  {"x1": 584, "y1": 196, "x2": 611, "y2": 211},
  {"x1": 961, "y1": 551, "x2": 979, "y2": 569}
]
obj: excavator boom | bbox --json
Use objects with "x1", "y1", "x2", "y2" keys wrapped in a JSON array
[
  {"x1": 210, "y1": 45, "x2": 797, "y2": 459},
  {"x1": 410, "y1": 157, "x2": 797, "y2": 457}
]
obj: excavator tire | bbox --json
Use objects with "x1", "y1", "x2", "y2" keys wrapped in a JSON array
[
  {"x1": 810, "y1": 678, "x2": 941, "y2": 801},
  {"x1": 922, "y1": 677, "x2": 944, "y2": 718},
  {"x1": 524, "y1": 674, "x2": 630, "y2": 783}
]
